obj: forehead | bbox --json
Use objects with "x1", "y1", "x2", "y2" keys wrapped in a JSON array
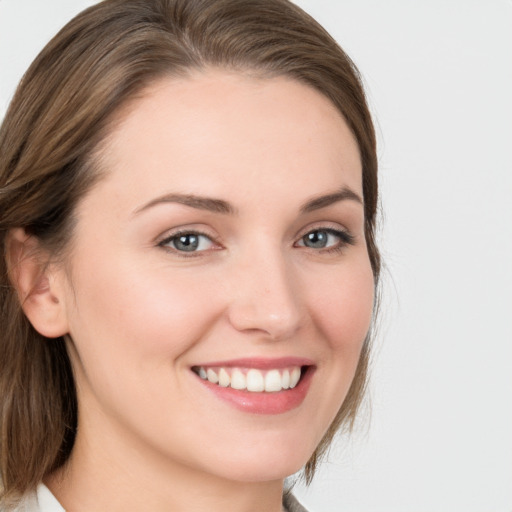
[{"x1": 92, "y1": 69, "x2": 362, "y2": 209}]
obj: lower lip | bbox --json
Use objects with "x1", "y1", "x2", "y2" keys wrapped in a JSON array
[{"x1": 195, "y1": 367, "x2": 314, "y2": 415}]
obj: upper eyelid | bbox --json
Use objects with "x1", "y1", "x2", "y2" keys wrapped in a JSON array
[
  {"x1": 294, "y1": 221, "x2": 351, "y2": 239},
  {"x1": 295, "y1": 227, "x2": 355, "y2": 244},
  {"x1": 156, "y1": 226, "x2": 219, "y2": 245},
  {"x1": 159, "y1": 231, "x2": 213, "y2": 243}
]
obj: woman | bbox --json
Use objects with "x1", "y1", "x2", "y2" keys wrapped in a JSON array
[{"x1": 0, "y1": 0, "x2": 380, "y2": 510}]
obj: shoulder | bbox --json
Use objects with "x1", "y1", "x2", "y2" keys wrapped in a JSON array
[{"x1": 283, "y1": 492, "x2": 309, "y2": 512}]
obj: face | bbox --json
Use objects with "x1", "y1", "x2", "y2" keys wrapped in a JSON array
[{"x1": 55, "y1": 70, "x2": 374, "y2": 483}]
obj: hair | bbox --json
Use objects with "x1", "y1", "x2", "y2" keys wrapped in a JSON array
[{"x1": 0, "y1": 0, "x2": 380, "y2": 504}]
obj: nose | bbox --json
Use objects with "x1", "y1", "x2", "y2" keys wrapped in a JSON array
[{"x1": 226, "y1": 249, "x2": 303, "y2": 341}]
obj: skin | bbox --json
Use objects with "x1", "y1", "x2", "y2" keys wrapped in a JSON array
[{"x1": 21, "y1": 70, "x2": 374, "y2": 511}]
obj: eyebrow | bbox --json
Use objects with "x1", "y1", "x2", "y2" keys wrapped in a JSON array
[
  {"x1": 133, "y1": 193, "x2": 236, "y2": 216},
  {"x1": 300, "y1": 187, "x2": 363, "y2": 213},
  {"x1": 133, "y1": 186, "x2": 362, "y2": 217}
]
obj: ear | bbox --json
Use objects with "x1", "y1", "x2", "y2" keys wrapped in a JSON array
[{"x1": 6, "y1": 228, "x2": 69, "y2": 338}]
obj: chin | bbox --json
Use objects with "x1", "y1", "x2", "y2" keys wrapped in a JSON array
[
  {"x1": 217, "y1": 456, "x2": 307, "y2": 483},
  {"x1": 199, "y1": 434, "x2": 317, "y2": 483}
]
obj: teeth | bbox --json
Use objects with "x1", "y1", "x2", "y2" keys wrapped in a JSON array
[
  {"x1": 207, "y1": 368, "x2": 219, "y2": 384},
  {"x1": 218, "y1": 368, "x2": 230, "y2": 387},
  {"x1": 290, "y1": 367, "x2": 301, "y2": 388},
  {"x1": 231, "y1": 369, "x2": 246, "y2": 390},
  {"x1": 246, "y1": 369, "x2": 265, "y2": 392},
  {"x1": 195, "y1": 366, "x2": 304, "y2": 393},
  {"x1": 264, "y1": 370, "x2": 282, "y2": 392},
  {"x1": 282, "y1": 369, "x2": 290, "y2": 389}
]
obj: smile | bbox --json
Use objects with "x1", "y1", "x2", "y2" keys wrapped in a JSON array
[
  {"x1": 191, "y1": 359, "x2": 315, "y2": 415},
  {"x1": 192, "y1": 366, "x2": 302, "y2": 393}
]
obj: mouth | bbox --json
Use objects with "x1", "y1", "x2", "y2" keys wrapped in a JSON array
[
  {"x1": 191, "y1": 358, "x2": 315, "y2": 415},
  {"x1": 192, "y1": 365, "x2": 304, "y2": 392}
]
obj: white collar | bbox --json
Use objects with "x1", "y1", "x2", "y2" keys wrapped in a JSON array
[
  {"x1": 36, "y1": 484, "x2": 65, "y2": 512},
  {"x1": 15, "y1": 484, "x2": 65, "y2": 512}
]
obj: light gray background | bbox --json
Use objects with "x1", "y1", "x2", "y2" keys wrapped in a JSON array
[{"x1": 1, "y1": 1, "x2": 511, "y2": 511}]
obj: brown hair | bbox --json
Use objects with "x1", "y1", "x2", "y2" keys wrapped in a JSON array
[{"x1": 0, "y1": 0, "x2": 380, "y2": 503}]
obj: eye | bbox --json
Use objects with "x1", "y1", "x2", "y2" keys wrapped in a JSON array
[
  {"x1": 296, "y1": 228, "x2": 354, "y2": 251},
  {"x1": 159, "y1": 231, "x2": 216, "y2": 253}
]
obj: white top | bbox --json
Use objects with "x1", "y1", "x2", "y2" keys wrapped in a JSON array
[
  {"x1": 7, "y1": 484, "x2": 306, "y2": 512},
  {"x1": 8, "y1": 485, "x2": 64, "y2": 512}
]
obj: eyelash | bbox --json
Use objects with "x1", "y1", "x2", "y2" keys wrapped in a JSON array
[
  {"x1": 157, "y1": 226, "x2": 355, "y2": 257},
  {"x1": 295, "y1": 227, "x2": 356, "y2": 254}
]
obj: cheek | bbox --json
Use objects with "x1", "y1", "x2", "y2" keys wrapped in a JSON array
[
  {"x1": 308, "y1": 256, "x2": 375, "y2": 357},
  {"x1": 64, "y1": 260, "x2": 225, "y2": 439},
  {"x1": 65, "y1": 255, "x2": 224, "y2": 384},
  {"x1": 289, "y1": 253, "x2": 374, "y2": 450}
]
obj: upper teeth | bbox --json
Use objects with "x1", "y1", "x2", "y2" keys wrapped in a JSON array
[{"x1": 194, "y1": 366, "x2": 302, "y2": 393}]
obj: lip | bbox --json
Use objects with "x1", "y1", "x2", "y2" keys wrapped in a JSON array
[
  {"x1": 191, "y1": 358, "x2": 315, "y2": 415},
  {"x1": 193, "y1": 356, "x2": 314, "y2": 369}
]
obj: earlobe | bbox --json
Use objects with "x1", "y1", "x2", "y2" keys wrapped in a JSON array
[{"x1": 6, "y1": 228, "x2": 69, "y2": 338}]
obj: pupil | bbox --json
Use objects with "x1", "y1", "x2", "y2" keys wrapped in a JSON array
[
  {"x1": 175, "y1": 234, "x2": 199, "y2": 251},
  {"x1": 305, "y1": 231, "x2": 327, "y2": 248}
]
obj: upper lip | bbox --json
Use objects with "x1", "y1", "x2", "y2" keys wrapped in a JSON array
[{"x1": 192, "y1": 357, "x2": 314, "y2": 369}]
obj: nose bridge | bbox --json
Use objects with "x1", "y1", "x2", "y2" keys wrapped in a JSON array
[{"x1": 227, "y1": 243, "x2": 303, "y2": 340}]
